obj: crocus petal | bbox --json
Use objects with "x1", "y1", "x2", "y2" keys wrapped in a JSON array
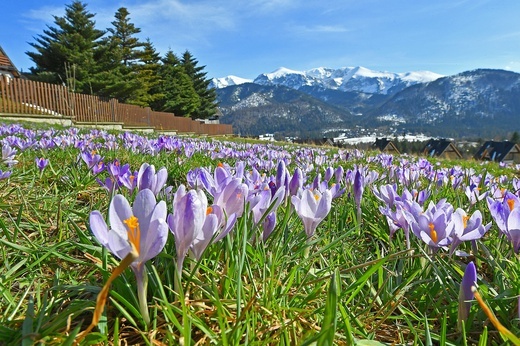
[
  {"x1": 89, "y1": 211, "x2": 110, "y2": 247},
  {"x1": 109, "y1": 194, "x2": 134, "y2": 240},
  {"x1": 137, "y1": 163, "x2": 154, "y2": 191},
  {"x1": 191, "y1": 214, "x2": 219, "y2": 260},
  {"x1": 458, "y1": 261, "x2": 477, "y2": 329},
  {"x1": 315, "y1": 190, "x2": 332, "y2": 220},
  {"x1": 262, "y1": 212, "x2": 277, "y2": 241},
  {"x1": 141, "y1": 200, "x2": 168, "y2": 262},
  {"x1": 133, "y1": 189, "x2": 157, "y2": 237}
]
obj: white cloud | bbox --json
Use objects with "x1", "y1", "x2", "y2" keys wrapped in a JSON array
[
  {"x1": 294, "y1": 24, "x2": 349, "y2": 34},
  {"x1": 24, "y1": 6, "x2": 64, "y2": 21}
]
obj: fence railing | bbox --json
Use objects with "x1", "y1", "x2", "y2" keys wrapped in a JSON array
[{"x1": 0, "y1": 75, "x2": 233, "y2": 136}]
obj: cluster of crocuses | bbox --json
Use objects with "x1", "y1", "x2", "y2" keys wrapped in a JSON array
[
  {"x1": 373, "y1": 183, "x2": 494, "y2": 254},
  {"x1": 88, "y1": 160, "x2": 347, "y2": 322}
]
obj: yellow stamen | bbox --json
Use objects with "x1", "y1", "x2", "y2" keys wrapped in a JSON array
[
  {"x1": 129, "y1": 175, "x2": 135, "y2": 184},
  {"x1": 463, "y1": 215, "x2": 469, "y2": 229},
  {"x1": 507, "y1": 199, "x2": 515, "y2": 211},
  {"x1": 123, "y1": 216, "x2": 140, "y2": 254},
  {"x1": 314, "y1": 193, "x2": 320, "y2": 201},
  {"x1": 206, "y1": 206, "x2": 213, "y2": 215},
  {"x1": 428, "y1": 222, "x2": 438, "y2": 243},
  {"x1": 217, "y1": 162, "x2": 224, "y2": 168}
]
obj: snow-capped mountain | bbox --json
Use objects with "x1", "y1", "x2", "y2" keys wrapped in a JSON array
[
  {"x1": 214, "y1": 66, "x2": 443, "y2": 95},
  {"x1": 210, "y1": 75, "x2": 253, "y2": 89},
  {"x1": 365, "y1": 69, "x2": 520, "y2": 137},
  {"x1": 216, "y1": 68, "x2": 520, "y2": 138}
]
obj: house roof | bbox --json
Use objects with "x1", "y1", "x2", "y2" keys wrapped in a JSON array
[
  {"x1": 422, "y1": 139, "x2": 462, "y2": 158},
  {"x1": 0, "y1": 45, "x2": 21, "y2": 78},
  {"x1": 473, "y1": 141, "x2": 520, "y2": 162},
  {"x1": 373, "y1": 138, "x2": 400, "y2": 154}
]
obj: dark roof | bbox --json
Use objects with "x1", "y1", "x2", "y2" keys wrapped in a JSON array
[
  {"x1": 422, "y1": 139, "x2": 462, "y2": 158},
  {"x1": 373, "y1": 138, "x2": 400, "y2": 153},
  {"x1": 473, "y1": 141, "x2": 520, "y2": 162},
  {"x1": 0, "y1": 45, "x2": 21, "y2": 78}
]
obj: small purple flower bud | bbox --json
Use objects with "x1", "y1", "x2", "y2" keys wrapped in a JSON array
[
  {"x1": 35, "y1": 157, "x2": 49, "y2": 172},
  {"x1": 458, "y1": 261, "x2": 477, "y2": 330}
]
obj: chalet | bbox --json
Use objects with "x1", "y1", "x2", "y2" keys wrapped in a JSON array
[
  {"x1": 422, "y1": 139, "x2": 462, "y2": 159},
  {"x1": 373, "y1": 138, "x2": 400, "y2": 154},
  {"x1": 0, "y1": 46, "x2": 21, "y2": 79},
  {"x1": 473, "y1": 141, "x2": 520, "y2": 164}
]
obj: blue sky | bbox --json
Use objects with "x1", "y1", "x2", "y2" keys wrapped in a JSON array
[{"x1": 2, "y1": 0, "x2": 520, "y2": 79}]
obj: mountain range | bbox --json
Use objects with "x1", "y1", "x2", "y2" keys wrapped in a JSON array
[{"x1": 212, "y1": 67, "x2": 520, "y2": 140}]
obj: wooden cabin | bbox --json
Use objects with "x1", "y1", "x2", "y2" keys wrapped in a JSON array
[
  {"x1": 373, "y1": 138, "x2": 400, "y2": 154},
  {"x1": 422, "y1": 139, "x2": 462, "y2": 159},
  {"x1": 473, "y1": 141, "x2": 520, "y2": 164}
]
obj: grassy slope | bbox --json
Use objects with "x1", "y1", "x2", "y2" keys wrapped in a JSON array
[{"x1": 0, "y1": 123, "x2": 518, "y2": 345}]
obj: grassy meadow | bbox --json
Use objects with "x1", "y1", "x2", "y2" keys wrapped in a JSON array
[{"x1": 0, "y1": 122, "x2": 519, "y2": 345}]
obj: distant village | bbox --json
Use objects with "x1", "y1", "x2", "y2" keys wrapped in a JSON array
[{"x1": 257, "y1": 133, "x2": 520, "y2": 165}]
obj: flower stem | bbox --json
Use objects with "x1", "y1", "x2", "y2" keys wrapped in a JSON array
[{"x1": 135, "y1": 265, "x2": 150, "y2": 326}]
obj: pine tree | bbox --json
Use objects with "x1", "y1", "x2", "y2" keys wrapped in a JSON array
[
  {"x1": 181, "y1": 50, "x2": 218, "y2": 119},
  {"x1": 26, "y1": 1, "x2": 105, "y2": 93},
  {"x1": 93, "y1": 7, "x2": 145, "y2": 103},
  {"x1": 131, "y1": 39, "x2": 163, "y2": 107},
  {"x1": 153, "y1": 51, "x2": 200, "y2": 116}
]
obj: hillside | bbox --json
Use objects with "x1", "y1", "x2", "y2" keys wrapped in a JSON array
[{"x1": 216, "y1": 67, "x2": 520, "y2": 139}]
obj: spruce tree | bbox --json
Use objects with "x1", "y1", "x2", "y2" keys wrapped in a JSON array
[
  {"x1": 181, "y1": 50, "x2": 218, "y2": 119},
  {"x1": 93, "y1": 7, "x2": 145, "y2": 103},
  {"x1": 26, "y1": 1, "x2": 105, "y2": 93},
  {"x1": 153, "y1": 51, "x2": 200, "y2": 117},
  {"x1": 132, "y1": 39, "x2": 163, "y2": 107}
]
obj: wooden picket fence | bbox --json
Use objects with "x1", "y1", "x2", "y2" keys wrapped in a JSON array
[{"x1": 0, "y1": 75, "x2": 233, "y2": 135}]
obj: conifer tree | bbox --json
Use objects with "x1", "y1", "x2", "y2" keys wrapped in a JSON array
[
  {"x1": 181, "y1": 50, "x2": 218, "y2": 119},
  {"x1": 93, "y1": 7, "x2": 145, "y2": 103},
  {"x1": 26, "y1": 1, "x2": 104, "y2": 93},
  {"x1": 153, "y1": 51, "x2": 200, "y2": 117},
  {"x1": 131, "y1": 39, "x2": 163, "y2": 107}
]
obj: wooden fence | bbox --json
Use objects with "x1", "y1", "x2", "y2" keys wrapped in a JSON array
[{"x1": 0, "y1": 75, "x2": 233, "y2": 135}]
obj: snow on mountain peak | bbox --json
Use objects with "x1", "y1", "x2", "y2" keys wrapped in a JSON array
[
  {"x1": 210, "y1": 75, "x2": 253, "y2": 88},
  {"x1": 214, "y1": 66, "x2": 444, "y2": 94},
  {"x1": 265, "y1": 67, "x2": 304, "y2": 79}
]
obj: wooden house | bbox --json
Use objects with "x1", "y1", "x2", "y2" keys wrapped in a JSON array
[
  {"x1": 473, "y1": 141, "x2": 520, "y2": 164},
  {"x1": 0, "y1": 46, "x2": 21, "y2": 78},
  {"x1": 422, "y1": 139, "x2": 462, "y2": 159},
  {"x1": 373, "y1": 138, "x2": 400, "y2": 154}
]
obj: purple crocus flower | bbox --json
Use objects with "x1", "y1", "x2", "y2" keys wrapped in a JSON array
[
  {"x1": 288, "y1": 167, "x2": 304, "y2": 196},
  {"x1": 0, "y1": 170, "x2": 11, "y2": 180},
  {"x1": 262, "y1": 212, "x2": 277, "y2": 241},
  {"x1": 35, "y1": 157, "x2": 49, "y2": 172},
  {"x1": 487, "y1": 194, "x2": 520, "y2": 253},
  {"x1": 213, "y1": 177, "x2": 249, "y2": 218},
  {"x1": 372, "y1": 184, "x2": 400, "y2": 209},
  {"x1": 458, "y1": 261, "x2": 477, "y2": 330},
  {"x1": 2, "y1": 144, "x2": 18, "y2": 166},
  {"x1": 407, "y1": 200, "x2": 454, "y2": 250},
  {"x1": 80, "y1": 150, "x2": 103, "y2": 171},
  {"x1": 291, "y1": 188, "x2": 332, "y2": 238},
  {"x1": 137, "y1": 163, "x2": 167, "y2": 196},
  {"x1": 190, "y1": 210, "x2": 219, "y2": 261},
  {"x1": 354, "y1": 169, "x2": 364, "y2": 224},
  {"x1": 167, "y1": 185, "x2": 207, "y2": 275},
  {"x1": 89, "y1": 189, "x2": 168, "y2": 325},
  {"x1": 449, "y1": 209, "x2": 491, "y2": 255}
]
